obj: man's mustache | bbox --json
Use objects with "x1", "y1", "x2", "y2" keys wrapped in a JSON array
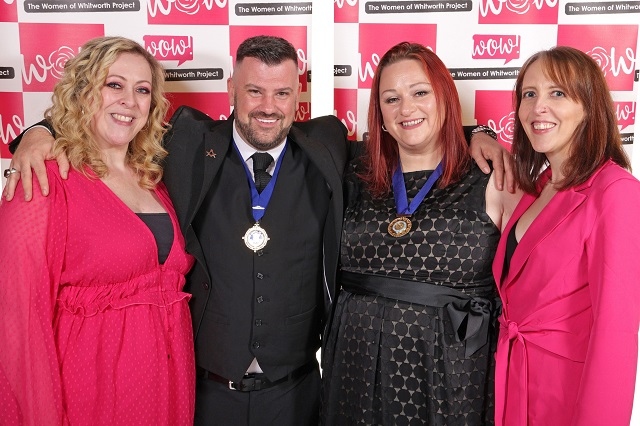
[{"x1": 249, "y1": 112, "x2": 285, "y2": 120}]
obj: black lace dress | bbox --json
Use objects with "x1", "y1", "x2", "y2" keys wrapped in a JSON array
[{"x1": 322, "y1": 164, "x2": 500, "y2": 426}]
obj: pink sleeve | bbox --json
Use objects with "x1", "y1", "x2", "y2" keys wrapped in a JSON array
[
  {"x1": 573, "y1": 176, "x2": 640, "y2": 426},
  {"x1": 0, "y1": 170, "x2": 68, "y2": 425}
]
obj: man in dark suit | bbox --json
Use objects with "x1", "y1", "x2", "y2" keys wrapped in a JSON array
[
  {"x1": 162, "y1": 36, "x2": 350, "y2": 425},
  {"x1": 5, "y1": 35, "x2": 510, "y2": 425}
]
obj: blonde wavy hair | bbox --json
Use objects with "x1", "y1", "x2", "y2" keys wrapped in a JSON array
[{"x1": 47, "y1": 36, "x2": 170, "y2": 189}]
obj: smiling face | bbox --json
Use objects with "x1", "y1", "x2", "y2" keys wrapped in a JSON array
[
  {"x1": 378, "y1": 59, "x2": 443, "y2": 162},
  {"x1": 90, "y1": 52, "x2": 152, "y2": 152},
  {"x1": 518, "y1": 59, "x2": 585, "y2": 166},
  {"x1": 228, "y1": 56, "x2": 300, "y2": 151}
]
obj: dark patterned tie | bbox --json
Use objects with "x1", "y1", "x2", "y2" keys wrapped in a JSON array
[{"x1": 252, "y1": 152, "x2": 273, "y2": 193}]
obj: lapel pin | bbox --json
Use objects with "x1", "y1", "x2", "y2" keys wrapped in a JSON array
[{"x1": 205, "y1": 149, "x2": 217, "y2": 158}]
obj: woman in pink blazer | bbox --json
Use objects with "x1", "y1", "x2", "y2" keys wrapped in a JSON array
[{"x1": 492, "y1": 46, "x2": 640, "y2": 425}]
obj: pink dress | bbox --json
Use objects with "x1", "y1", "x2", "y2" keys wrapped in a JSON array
[
  {"x1": 492, "y1": 161, "x2": 640, "y2": 426},
  {"x1": 0, "y1": 162, "x2": 195, "y2": 425}
]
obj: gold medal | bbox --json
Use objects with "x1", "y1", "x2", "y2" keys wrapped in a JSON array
[
  {"x1": 388, "y1": 216, "x2": 412, "y2": 238},
  {"x1": 243, "y1": 223, "x2": 270, "y2": 252}
]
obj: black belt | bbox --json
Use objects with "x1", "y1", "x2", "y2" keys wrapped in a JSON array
[
  {"x1": 340, "y1": 271, "x2": 499, "y2": 357},
  {"x1": 200, "y1": 361, "x2": 316, "y2": 391}
]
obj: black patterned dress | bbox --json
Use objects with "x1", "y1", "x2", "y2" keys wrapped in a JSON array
[{"x1": 322, "y1": 164, "x2": 500, "y2": 426}]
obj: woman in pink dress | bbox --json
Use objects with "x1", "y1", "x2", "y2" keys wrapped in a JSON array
[
  {"x1": 492, "y1": 46, "x2": 640, "y2": 425},
  {"x1": 0, "y1": 36, "x2": 195, "y2": 425}
]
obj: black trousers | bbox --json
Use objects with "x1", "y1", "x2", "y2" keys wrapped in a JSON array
[{"x1": 194, "y1": 367, "x2": 321, "y2": 426}]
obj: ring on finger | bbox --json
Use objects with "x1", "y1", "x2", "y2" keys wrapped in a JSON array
[{"x1": 3, "y1": 168, "x2": 19, "y2": 179}]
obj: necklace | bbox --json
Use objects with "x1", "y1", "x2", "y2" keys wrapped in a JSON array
[{"x1": 388, "y1": 162, "x2": 443, "y2": 238}]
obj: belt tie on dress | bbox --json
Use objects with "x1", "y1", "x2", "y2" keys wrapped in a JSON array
[
  {"x1": 340, "y1": 271, "x2": 496, "y2": 357},
  {"x1": 493, "y1": 287, "x2": 591, "y2": 426},
  {"x1": 495, "y1": 316, "x2": 529, "y2": 426}
]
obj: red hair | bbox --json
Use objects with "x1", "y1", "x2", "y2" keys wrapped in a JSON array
[{"x1": 362, "y1": 42, "x2": 470, "y2": 198}]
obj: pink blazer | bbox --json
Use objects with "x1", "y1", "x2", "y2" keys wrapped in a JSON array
[{"x1": 492, "y1": 160, "x2": 640, "y2": 426}]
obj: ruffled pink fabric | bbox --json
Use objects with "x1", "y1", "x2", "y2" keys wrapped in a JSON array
[
  {"x1": 58, "y1": 269, "x2": 190, "y2": 316},
  {"x1": 0, "y1": 163, "x2": 195, "y2": 426}
]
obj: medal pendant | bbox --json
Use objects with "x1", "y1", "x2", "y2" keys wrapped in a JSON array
[
  {"x1": 243, "y1": 223, "x2": 270, "y2": 252},
  {"x1": 388, "y1": 216, "x2": 412, "y2": 238}
]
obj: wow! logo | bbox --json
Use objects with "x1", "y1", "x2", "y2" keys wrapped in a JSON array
[
  {"x1": 1, "y1": 0, "x2": 17, "y2": 22},
  {"x1": 479, "y1": 0, "x2": 558, "y2": 24},
  {"x1": 144, "y1": 35, "x2": 193, "y2": 66},
  {"x1": 19, "y1": 23, "x2": 104, "y2": 92},
  {"x1": 335, "y1": 0, "x2": 358, "y2": 23},
  {"x1": 334, "y1": 89, "x2": 357, "y2": 140},
  {"x1": 148, "y1": 0, "x2": 228, "y2": 25},
  {"x1": 358, "y1": 24, "x2": 437, "y2": 89},
  {"x1": 558, "y1": 25, "x2": 638, "y2": 91},
  {"x1": 0, "y1": 92, "x2": 24, "y2": 157},
  {"x1": 474, "y1": 90, "x2": 514, "y2": 148},
  {"x1": 614, "y1": 102, "x2": 635, "y2": 131},
  {"x1": 472, "y1": 35, "x2": 520, "y2": 64}
]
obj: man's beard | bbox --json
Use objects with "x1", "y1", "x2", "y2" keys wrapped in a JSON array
[{"x1": 235, "y1": 111, "x2": 290, "y2": 151}]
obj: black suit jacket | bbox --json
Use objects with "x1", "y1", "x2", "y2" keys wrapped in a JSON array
[{"x1": 162, "y1": 106, "x2": 350, "y2": 380}]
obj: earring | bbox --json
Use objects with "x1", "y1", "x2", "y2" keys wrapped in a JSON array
[{"x1": 382, "y1": 124, "x2": 388, "y2": 132}]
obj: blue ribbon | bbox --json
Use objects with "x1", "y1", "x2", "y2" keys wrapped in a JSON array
[
  {"x1": 392, "y1": 161, "x2": 443, "y2": 216},
  {"x1": 234, "y1": 142, "x2": 287, "y2": 222}
]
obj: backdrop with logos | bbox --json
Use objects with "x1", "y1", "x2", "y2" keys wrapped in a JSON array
[{"x1": 1, "y1": 0, "x2": 639, "y2": 416}]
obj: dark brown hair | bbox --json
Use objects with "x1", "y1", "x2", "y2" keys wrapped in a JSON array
[
  {"x1": 236, "y1": 35, "x2": 298, "y2": 66},
  {"x1": 512, "y1": 46, "x2": 630, "y2": 194}
]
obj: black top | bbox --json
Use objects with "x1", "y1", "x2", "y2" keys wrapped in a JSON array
[
  {"x1": 137, "y1": 213, "x2": 173, "y2": 264},
  {"x1": 503, "y1": 220, "x2": 519, "y2": 277},
  {"x1": 341, "y1": 163, "x2": 499, "y2": 295}
]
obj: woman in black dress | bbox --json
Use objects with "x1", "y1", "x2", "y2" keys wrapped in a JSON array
[{"x1": 321, "y1": 42, "x2": 521, "y2": 426}]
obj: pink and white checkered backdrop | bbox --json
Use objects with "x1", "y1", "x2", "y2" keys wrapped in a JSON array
[{"x1": 1, "y1": 0, "x2": 639, "y2": 416}]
